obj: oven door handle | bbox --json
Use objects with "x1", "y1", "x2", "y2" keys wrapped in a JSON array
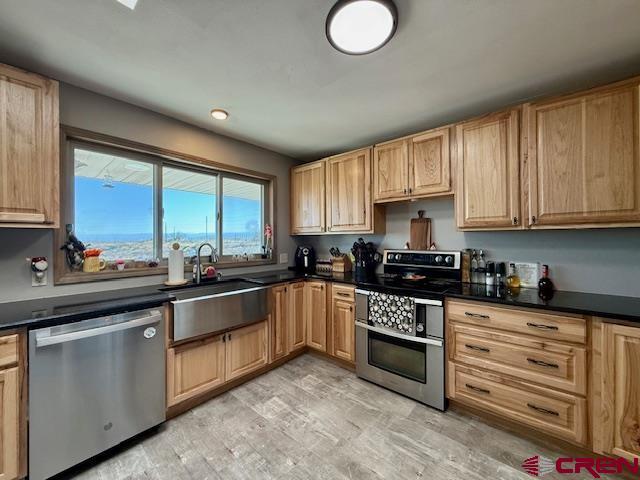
[{"x1": 355, "y1": 322, "x2": 443, "y2": 347}]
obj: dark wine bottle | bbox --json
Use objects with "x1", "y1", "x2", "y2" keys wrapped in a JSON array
[{"x1": 538, "y1": 264, "x2": 555, "y2": 299}]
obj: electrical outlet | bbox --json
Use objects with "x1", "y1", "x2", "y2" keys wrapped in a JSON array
[
  {"x1": 31, "y1": 271, "x2": 47, "y2": 287},
  {"x1": 279, "y1": 253, "x2": 289, "y2": 264}
]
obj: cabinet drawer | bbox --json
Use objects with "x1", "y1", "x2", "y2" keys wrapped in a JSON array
[
  {"x1": 451, "y1": 364, "x2": 587, "y2": 445},
  {"x1": 0, "y1": 335, "x2": 19, "y2": 369},
  {"x1": 450, "y1": 324, "x2": 586, "y2": 394},
  {"x1": 332, "y1": 284, "x2": 355, "y2": 302},
  {"x1": 447, "y1": 299, "x2": 586, "y2": 344}
]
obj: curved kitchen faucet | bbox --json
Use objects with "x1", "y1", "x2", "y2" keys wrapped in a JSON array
[{"x1": 195, "y1": 242, "x2": 219, "y2": 284}]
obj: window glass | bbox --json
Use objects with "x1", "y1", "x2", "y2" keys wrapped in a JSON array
[
  {"x1": 73, "y1": 147, "x2": 154, "y2": 261},
  {"x1": 222, "y1": 177, "x2": 264, "y2": 256},
  {"x1": 162, "y1": 167, "x2": 217, "y2": 258}
]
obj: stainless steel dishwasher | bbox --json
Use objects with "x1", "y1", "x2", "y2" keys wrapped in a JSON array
[{"x1": 29, "y1": 308, "x2": 166, "y2": 480}]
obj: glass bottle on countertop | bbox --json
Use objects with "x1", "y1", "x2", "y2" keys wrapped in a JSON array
[
  {"x1": 506, "y1": 263, "x2": 521, "y2": 292},
  {"x1": 538, "y1": 264, "x2": 555, "y2": 299},
  {"x1": 478, "y1": 250, "x2": 487, "y2": 285},
  {"x1": 485, "y1": 262, "x2": 495, "y2": 286},
  {"x1": 471, "y1": 250, "x2": 479, "y2": 284}
]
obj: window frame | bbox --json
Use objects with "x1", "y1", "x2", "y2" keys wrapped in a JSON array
[{"x1": 55, "y1": 126, "x2": 276, "y2": 285}]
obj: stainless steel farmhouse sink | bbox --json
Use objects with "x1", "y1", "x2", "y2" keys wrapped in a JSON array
[{"x1": 169, "y1": 280, "x2": 270, "y2": 342}]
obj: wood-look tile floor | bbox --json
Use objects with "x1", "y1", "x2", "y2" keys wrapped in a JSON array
[{"x1": 61, "y1": 354, "x2": 619, "y2": 480}]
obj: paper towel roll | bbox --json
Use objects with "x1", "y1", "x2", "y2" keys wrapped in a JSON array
[{"x1": 168, "y1": 249, "x2": 185, "y2": 283}]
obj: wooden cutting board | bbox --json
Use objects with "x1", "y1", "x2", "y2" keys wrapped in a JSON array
[{"x1": 410, "y1": 210, "x2": 431, "y2": 250}]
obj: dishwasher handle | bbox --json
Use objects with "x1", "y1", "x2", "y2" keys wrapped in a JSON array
[{"x1": 35, "y1": 310, "x2": 163, "y2": 348}]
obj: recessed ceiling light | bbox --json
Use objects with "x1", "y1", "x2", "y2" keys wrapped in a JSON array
[
  {"x1": 117, "y1": 0, "x2": 139, "y2": 10},
  {"x1": 326, "y1": 0, "x2": 397, "y2": 55},
  {"x1": 210, "y1": 109, "x2": 229, "y2": 120}
]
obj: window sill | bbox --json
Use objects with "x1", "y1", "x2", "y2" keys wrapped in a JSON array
[{"x1": 54, "y1": 258, "x2": 277, "y2": 285}]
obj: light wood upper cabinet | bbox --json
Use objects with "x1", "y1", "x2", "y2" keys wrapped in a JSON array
[
  {"x1": 270, "y1": 285, "x2": 289, "y2": 362},
  {"x1": 455, "y1": 109, "x2": 521, "y2": 230},
  {"x1": 304, "y1": 281, "x2": 327, "y2": 352},
  {"x1": 0, "y1": 63, "x2": 59, "y2": 228},
  {"x1": 290, "y1": 161, "x2": 325, "y2": 234},
  {"x1": 409, "y1": 127, "x2": 452, "y2": 197},
  {"x1": 326, "y1": 148, "x2": 372, "y2": 232},
  {"x1": 373, "y1": 139, "x2": 409, "y2": 201},
  {"x1": 593, "y1": 320, "x2": 640, "y2": 460},
  {"x1": 330, "y1": 285, "x2": 355, "y2": 363},
  {"x1": 225, "y1": 320, "x2": 268, "y2": 382},
  {"x1": 526, "y1": 81, "x2": 640, "y2": 227},
  {"x1": 289, "y1": 282, "x2": 306, "y2": 351},
  {"x1": 166, "y1": 335, "x2": 226, "y2": 407}
]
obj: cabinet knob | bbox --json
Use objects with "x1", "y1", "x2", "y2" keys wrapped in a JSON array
[
  {"x1": 403, "y1": 188, "x2": 407, "y2": 194},
  {"x1": 531, "y1": 215, "x2": 537, "y2": 224},
  {"x1": 513, "y1": 216, "x2": 518, "y2": 225},
  {"x1": 409, "y1": 188, "x2": 412, "y2": 194}
]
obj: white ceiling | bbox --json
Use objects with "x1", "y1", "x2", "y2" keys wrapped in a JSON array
[{"x1": 1, "y1": 0, "x2": 640, "y2": 160}]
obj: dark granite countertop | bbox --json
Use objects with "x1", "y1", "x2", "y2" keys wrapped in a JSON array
[
  {"x1": 0, "y1": 285, "x2": 175, "y2": 331},
  {"x1": 1, "y1": 269, "x2": 639, "y2": 332}
]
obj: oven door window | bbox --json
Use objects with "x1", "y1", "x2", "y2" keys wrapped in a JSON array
[{"x1": 368, "y1": 330, "x2": 426, "y2": 383}]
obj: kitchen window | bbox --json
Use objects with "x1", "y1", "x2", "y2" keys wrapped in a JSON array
[{"x1": 57, "y1": 129, "x2": 274, "y2": 283}]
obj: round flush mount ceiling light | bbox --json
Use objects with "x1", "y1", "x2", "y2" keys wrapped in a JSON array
[
  {"x1": 326, "y1": 0, "x2": 398, "y2": 55},
  {"x1": 210, "y1": 109, "x2": 229, "y2": 120}
]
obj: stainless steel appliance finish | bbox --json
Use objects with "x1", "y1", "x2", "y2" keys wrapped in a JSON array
[
  {"x1": 353, "y1": 249, "x2": 460, "y2": 411},
  {"x1": 171, "y1": 280, "x2": 270, "y2": 342},
  {"x1": 355, "y1": 290, "x2": 445, "y2": 410},
  {"x1": 29, "y1": 308, "x2": 166, "y2": 480}
]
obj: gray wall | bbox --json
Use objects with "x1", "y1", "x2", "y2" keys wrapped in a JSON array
[
  {"x1": 0, "y1": 83, "x2": 299, "y2": 302},
  {"x1": 302, "y1": 197, "x2": 640, "y2": 297}
]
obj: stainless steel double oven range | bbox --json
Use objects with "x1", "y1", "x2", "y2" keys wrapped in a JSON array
[{"x1": 355, "y1": 249, "x2": 462, "y2": 411}]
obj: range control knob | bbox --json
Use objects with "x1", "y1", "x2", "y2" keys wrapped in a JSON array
[
  {"x1": 435, "y1": 255, "x2": 443, "y2": 264},
  {"x1": 387, "y1": 253, "x2": 394, "y2": 262},
  {"x1": 395, "y1": 254, "x2": 402, "y2": 261},
  {"x1": 416, "y1": 324, "x2": 424, "y2": 333},
  {"x1": 445, "y1": 255, "x2": 453, "y2": 265}
]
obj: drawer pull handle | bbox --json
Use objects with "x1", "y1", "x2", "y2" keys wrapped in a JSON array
[
  {"x1": 337, "y1": 292, "x2": 351, "y2": 297},
  {"x1": 464, "y1": 344, "x2": 490, "y2": 353},
  {"x1": 526, "y1": 322, "x2": 559, "y2": 331},
  {"x1": 465, "y1": 383, "x2": 490, "y2": 395},
  {"x1": 527, "y1": 403, "x2": 559, "y2": 416},
  {"x1": 464, "y1": 312, "x2": 490, "y2": 320},
  {"x1": 526, "y1": 358, "x2": 559, "y2": 369}
]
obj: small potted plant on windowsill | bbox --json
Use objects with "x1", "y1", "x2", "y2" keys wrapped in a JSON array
[{"x1": 115, "y1": 259, "x2": 126, "y2": 271}]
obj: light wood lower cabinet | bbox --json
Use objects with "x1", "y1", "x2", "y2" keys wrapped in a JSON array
[
  {"x1": 289, "y1": 282, "x2": 306, "y2": 351},
  {"x1": 0, "y1": 367, "x2": 20, "y2": 480},
  {"x1": 449, "y1": 363, "x2": 588, "y2": 446},
  {"x1": 225, "y1": 321, "x2": 268, "y2": 382},
  {"x1": 167, "y1": 320, "x2": 268, "y2": 407},
  {"x1": 593, "y1": 319, "x2": 640, "y2": 460},
  {"x1": 330, "y1": 285, "x2": 355, "y2": 363},
  {"x1": 167, "y1": 334, "x2": 226, "y2": 407},
  {"x1": 270, "y1": 285, "x2": 289, "y2": 362},
  {"x1": 304, "y1": 281, "x2": 327, "y2": 352},
  {"x1": 446, "y1": 299, "x2": 589, "y2": 447}
]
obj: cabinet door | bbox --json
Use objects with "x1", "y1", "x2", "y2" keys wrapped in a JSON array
[
  {"x1": 455, "y1": 109, "x2": 521, "y2": 229},
  {"x1": 304, "y1": 281, "x2": 327, "y2": 352},
  {"x1": 409, "y1": 127, "x2": 452, "y2": 197},
  {"x1": 270, "y1": 285, "x2": 289, "y2": 362},
  {"x1": 326, "y1": 148, "x2": 372, "y2": 232},
  {"x1": 527, "y1": 82, "x2": 640, "y2": 227},
  {"x1": 167, "y1": 335, "x2": 226, "y2": 407},
  {"x1": 289, "y1": 282, "x2": 306, "y2": 351},
  {"x1": 597, "y1": 322, "x2": 640, "y2": 460},
  {"x1": 373, "y1": 139, "x2": 409, "y2": 201},
  {"x1": 290, "y1": 161, "x2": 325, "y2": 234},
  {"x1": 332, "y1": 298, "x2": 355, "y2": 363},
  {"x1": 0, "y1": 63, "x2": 59, "y2": 227},
  {"x1": 0, "y1": 367, "x2": 19, "y2": 480},
  {"x1": 225, "y1": 321, "x2": 268, "y2": 382}
]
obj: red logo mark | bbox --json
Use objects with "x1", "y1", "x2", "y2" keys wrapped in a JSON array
[{"x1": 522, "y1": 455, "x2": 555, "y2": 477}]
